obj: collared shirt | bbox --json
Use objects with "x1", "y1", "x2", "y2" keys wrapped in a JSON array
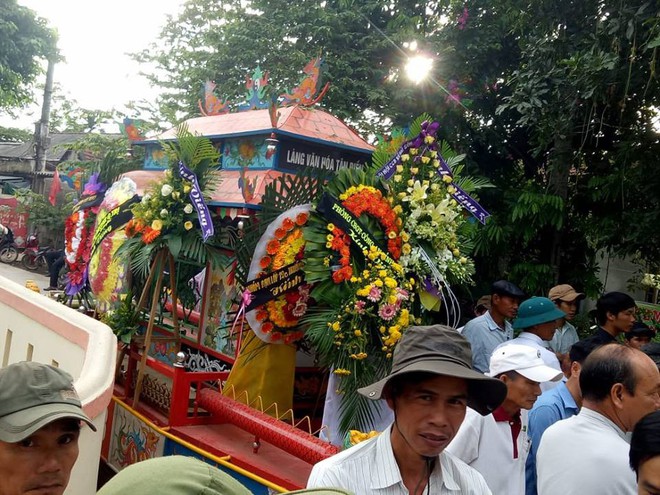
[
  {"x1": 537, "y1": 407, "x2": 636, "y2": 495},
  {"x1": 462, "y1": 311, "x2": 514, "y2": 373},
  {"x1": 447, "y1": 407, "x2": 531, "y2": 495},
  {"x1": 307, "y1": 425, "x2": 492, "y2": 494},
  {"x1": 548, "y1": 321, "x2": 579, "y2": 354},
  {"x1": 525, "y1": 381, "x2": 579, "y2": 495},
  {"x1": 501, "y1": 332, "x2": 562, "y2": 392}
]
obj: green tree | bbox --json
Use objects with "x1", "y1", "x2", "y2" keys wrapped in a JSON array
[
  {"x1": 137, "y1": 0, "x2": 660, "y2": 296},
  {"x1": 0, "y1": 1, "x2": 57, "y2": 110}
]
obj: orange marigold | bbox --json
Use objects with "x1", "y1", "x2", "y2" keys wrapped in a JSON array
[
  {"x1": 282, "y1": 217, "x2": 295, "y2": 231},
  {"x1": 259, "y1": 256, "x2": 272, "y2": 269},
  {"x1": 274, "y1": 228, "x2": 287, "y2": 240},
  {"x1": 295, "y1": 212, "x2": 309, "y2": 226},
  {"x1": 266, "y1": 239, "x2": 280, "y2": 255}
]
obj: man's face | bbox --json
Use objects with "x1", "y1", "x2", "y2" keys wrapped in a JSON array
[
  {"x1": 0, "y1": 419, "x2": 80, "y2": 495},
  {"x1": 532, "y1": 320, "x2": 560, "y2": 341},
  {"x1": 387, "y1": 375, "x2": 468, "y2": 458},
  {"x1": 492, "y1": 294, "x2": 520, "y2": 319},
  {"x1": 607, "y1": 306, "x2": 636, "y2": 334},
  {"x1": 502, "y1": 373, "x2": 542, "y2": 411},
  {"x1": 620, "y1": 356, "x2": 660, "y2": 432},
  {"x1": 638, "y1": 455, "x2": 660, "y2": 495},
  {"x1": 556, "y1": 299, "x2": 578, "y2": 320},
  {"x1": 626, "y1": 335, "x2": 653, "y2": 350}
]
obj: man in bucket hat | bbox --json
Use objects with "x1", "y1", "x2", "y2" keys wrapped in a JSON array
[
  {"x1": 0, "y1": 361, "x2": 96, "y2": 495},
  {"x1": 308, "y1": 325, "x2": 507, "y2": 494},
  {"x1": 504, "y1": 297, "x2": 565, "y2": 392},
  {"x1": 446, "y1": 344, "x2": 563, "y2": 495}
]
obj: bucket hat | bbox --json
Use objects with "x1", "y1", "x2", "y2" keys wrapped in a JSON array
[
  {"x1": 97, "y1": 456, "x2": 354, "y2": 495},
  {"x1": 513, "y1": 297, "x2": 566, "y2": 330},
  {"x1": 0, "y1": 361, "x2": 95, "y2": 442},
  {"x1": 548, "y1": 284, "x2": 585, "y2": 302},
  {"x1": 487, "y1": 344, "x2": 563, "y2": 383},
  {"x1": 358, "y1": 325, "x2": 507, "y2": 415}
]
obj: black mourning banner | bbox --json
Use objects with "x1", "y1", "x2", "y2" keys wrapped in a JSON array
[
  {"x1": 244, "y1": 260, "x2": 306, "y2": 312},
  {"x1": 279, "y1": 139, "x2": 370, "y2": 173},
  {"x1": 72, "y1": 192, "x2": 105, "y2": 213},
  {"x1": 316, "y1": 192, "x2": 396, "y2": 268},
  {"x1": 90, "y1": 195, "x2": 140, "y2": 259}
]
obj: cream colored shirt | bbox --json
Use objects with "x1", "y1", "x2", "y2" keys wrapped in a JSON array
[{"x1": 308, "y1": 425, "x2": 492, "y2": 494}]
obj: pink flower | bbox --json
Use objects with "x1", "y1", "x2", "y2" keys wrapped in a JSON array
[
  {"x1": 378, "y1": 304, "x2": 397, "y2": 321},
  {"x1": 367, "y1": 286, "x2": 382, "y2": 302},
  {"x1": 457, "y1": 7, "x2": 469, "y2": 30},
  {"x1": 354, "y1": 300, "x2": 366, "y2": 314},
  {"x1": 396, "y1": 288, "x2": 409, "y2": 301}
]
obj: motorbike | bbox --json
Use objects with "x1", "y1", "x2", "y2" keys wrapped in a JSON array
[
  {"x1": 22, "y1": 235, "x2": 60, "y2": 272},
  {"x1": 0, "y1": 230, "x2": 18, "y2": 264}
]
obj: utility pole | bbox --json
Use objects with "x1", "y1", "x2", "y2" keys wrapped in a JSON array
[{"x1": 34, "y1": 58, "x2": 55, "y2": 173}]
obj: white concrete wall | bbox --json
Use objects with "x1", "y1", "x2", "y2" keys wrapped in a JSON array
[{"x1": 0, "y1": 276, "x2": 116, "y2": 495}]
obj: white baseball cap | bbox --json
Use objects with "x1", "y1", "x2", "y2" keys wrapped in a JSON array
[{"x1": 487, "y1": 344, "x2": 563, "y2": 383}]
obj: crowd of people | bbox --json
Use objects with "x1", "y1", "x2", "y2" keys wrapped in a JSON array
[{"x1": 0, "y1": 281, "x2": 658, "y2": 495}]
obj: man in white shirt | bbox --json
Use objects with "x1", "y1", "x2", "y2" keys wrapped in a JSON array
[
  {"x1": 446, "y1": 344, "x2": 563, "y2": 495},
  {"x1": 505, "y1": 297, "x2": 565, "y2": 392},
  {"x1": 307, "y1": 325, "x2": 508, "y2": 494},
  {"x1": 536, "y1": 344, "x2": 660, "y2": 495}
]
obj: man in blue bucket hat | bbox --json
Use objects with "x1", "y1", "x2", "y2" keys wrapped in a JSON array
[{"x1": 500, "y1": 297, "x2": 566, "y2": 392}]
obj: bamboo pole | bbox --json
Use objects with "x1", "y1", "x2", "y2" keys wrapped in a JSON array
[
  {"x1": 168, "y1": 252, "x2": 181, "y2": 347},
  {"x1": 132, "y1": 249, "x2": 167, "y2": 406}
]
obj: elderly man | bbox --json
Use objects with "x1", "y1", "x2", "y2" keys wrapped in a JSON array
[
  {"x1": 583, "y1": 291, "x2": 636, "y2": 346},
  {"x1": 536, "y1": 344, "x2": 660, "y2": 495},
  {"x1": 446, "y1": 344, "x2": 562, "y2": 495},
  {"x1": 307, "y1": 325, "x2": 508, "y2": 494},
  {"x1": 524, "y1": 340, "x2": 599, "y2": 495},
  {"x1": 0, "y1": 361, "x2": 96, "y2": 495},
  {"x1": 462, "y1": 280, "x2": 526, "y2": 373}
]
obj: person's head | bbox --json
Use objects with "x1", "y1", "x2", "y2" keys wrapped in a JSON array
[
  {"x1": 487, "y1": 344, "x2": 563, "y2": 413},
  {"x1": 512, "y1": 297, "x2": 565, "y2": 340},
  {"x1": 625, "y1": 322, "x2": 656, "y2": 350},
  {"x1": 474, "y1": 295, "x2": 491, "y2": 317},
  {"x1": 566, "y1": 339, "x2": 600, "y2": 382},
  {"x1": 0, "y1": 362, "x2": 96, "y2": 495},
  {"x1": 642, "y1": 343, "x2": 660, "y2": 370},
  {"x1": 548, "y1": 284, "x2": 585, "y2": 321},
  {"x1": 579, "y1": 344, "x2": 660, "y2": 432},
  {"x1": 490, "y1": 280, "x2": 525, "y2": 319},
  {"x1": 630, "y1": 411, "x2": 660, "y2": 494},
  {"x1": 595, "y1": 292, "x2": 636, "y2": 334},
  {"x1": 359, "y1": 325, "x2": 507, "y2": 459}
]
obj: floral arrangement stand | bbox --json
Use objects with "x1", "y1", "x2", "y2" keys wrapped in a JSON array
[{"x1": 131, "y1": 248, "x2": 182, "y2": 407}]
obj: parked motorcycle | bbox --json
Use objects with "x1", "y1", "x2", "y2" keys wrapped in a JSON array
[{"x1": 0, "y1": 229, "x2": 18, "y2": 264}]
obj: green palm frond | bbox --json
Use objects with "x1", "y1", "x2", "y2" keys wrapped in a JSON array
[{"x1": 407, "y1": 112, "x2": 433, "y2": 137}]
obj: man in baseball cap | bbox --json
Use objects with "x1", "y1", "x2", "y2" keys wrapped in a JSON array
[
  {"x1": 0, "y1": 361, "x2": 95, "y2": 495},
  {"x1": 308, "y1": 325, "x2": 507, "y2": 494},
  {"x1": 547, "y1": 285, "x2": 585, "y2": 362},
  {"x1": 624, "y1": 321, "x2": 656, "y2": 350},
  {"x1": 447, "y1": 344, "x2": 563, "y2": 495},
  {"x1": 462, "y1": 280, "x2": 526, "y2": 373}
]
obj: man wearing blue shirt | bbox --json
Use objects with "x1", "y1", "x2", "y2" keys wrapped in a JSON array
[
  {"x1": 525, "y1": 340, "x2": 598, "y2": 495},
  {"x1": 462, "y1": 280, "x2": 525, "y2": 373}
]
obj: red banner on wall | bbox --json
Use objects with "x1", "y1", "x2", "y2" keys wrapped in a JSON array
[{"x1": 0, "y1": 196, "x2": 29, "y2": 247}]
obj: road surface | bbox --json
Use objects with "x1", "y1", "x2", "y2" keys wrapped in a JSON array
[{"x1": 0, "y1": 261, "x2": 49, "y2": 289}]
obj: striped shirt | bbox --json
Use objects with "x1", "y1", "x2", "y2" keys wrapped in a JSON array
[{"x1": 307, "y1": 424, "x2": 492, "y2": 494}]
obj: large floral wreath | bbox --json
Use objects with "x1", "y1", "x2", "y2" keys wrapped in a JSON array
[{"x1": 245, "y1": 204, "x2": 312, "y2": 344}]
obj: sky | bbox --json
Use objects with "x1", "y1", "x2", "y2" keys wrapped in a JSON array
[{"x1": 1, "y1": 0, "x2": 184, "y2": 131}]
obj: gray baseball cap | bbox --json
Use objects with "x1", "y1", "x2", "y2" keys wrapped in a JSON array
[
  {"x1": 0, "y1": 361, "x2": 95, "y2": 442},
  {"x1": 358, "y1": 325, "x2": 507, "y2": 415}
]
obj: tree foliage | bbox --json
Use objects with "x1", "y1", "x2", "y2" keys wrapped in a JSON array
[
  {"x1": 0, "y1": 1, "x2": 57, "y2": 111},
  {"x1": 137, "y1": 0, "x2": 660, "y2": 295}
]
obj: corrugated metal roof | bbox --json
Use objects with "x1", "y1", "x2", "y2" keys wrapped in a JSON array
[{"x1": 143, "y1": 106, "x2": 374, "y2": 152}]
